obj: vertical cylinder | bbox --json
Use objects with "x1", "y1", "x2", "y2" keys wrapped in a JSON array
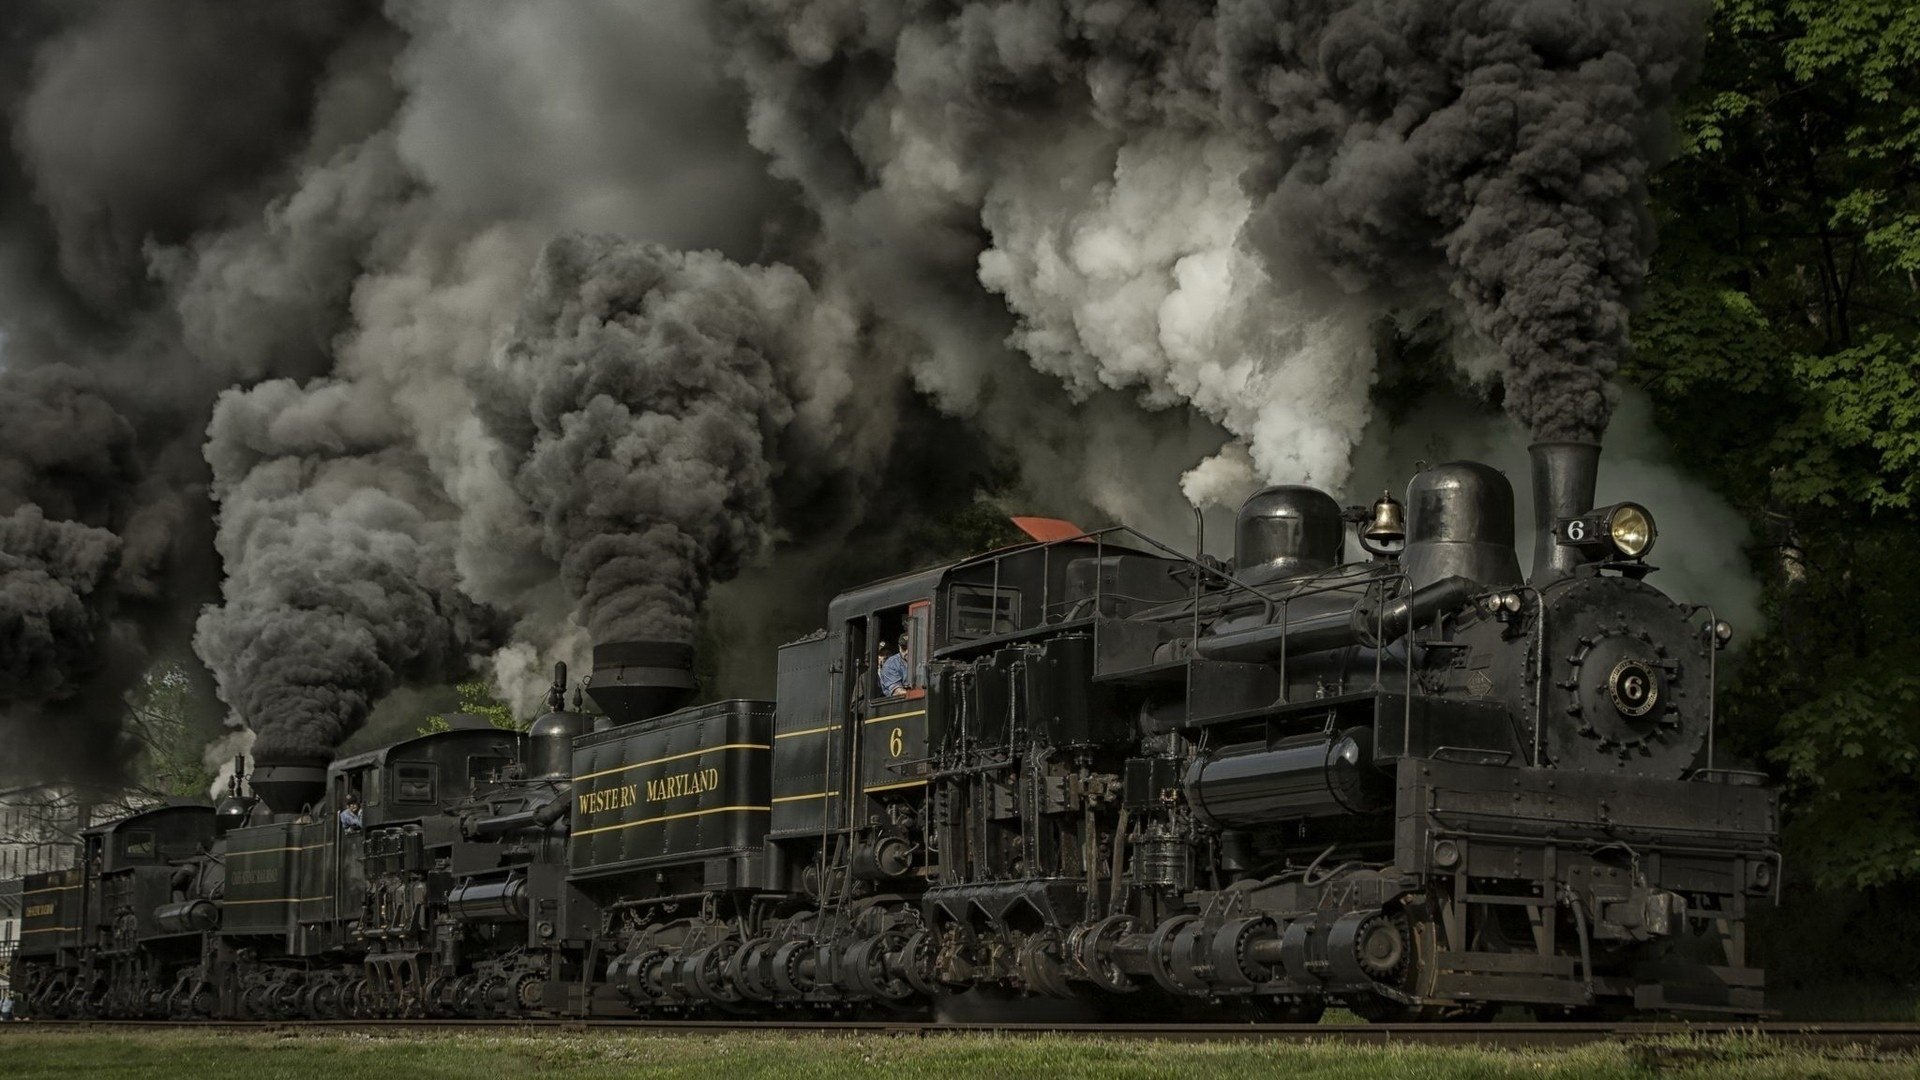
[{"x1": 1529, "y1": 442, "x2": 1601, "y2": 583}]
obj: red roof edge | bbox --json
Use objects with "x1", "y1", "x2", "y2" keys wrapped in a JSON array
[{"x1": 1009, "y1": 516, "x2": 1086, "y2": 543}]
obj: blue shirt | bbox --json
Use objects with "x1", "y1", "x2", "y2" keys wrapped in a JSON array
[
  {"x1": 880, "y1": 653, "x2": 910, "y2": 695},
  {"x1": 339, "y1": 807, "x2": 362, "y2": 831}
]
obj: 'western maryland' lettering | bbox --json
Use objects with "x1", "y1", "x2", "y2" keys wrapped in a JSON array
[
  {"x1": 645, "y1": 768, "x2": 719, "y2": 804},
  {"x1": 576, "y1": 768, "x2": 723, "y2": 817},
  {"x1": 577, "y1": 783, "x2": 639, "y2": 816},
  {"x1": 25, "y1": 902, "x2": 54, "y2": 919}
]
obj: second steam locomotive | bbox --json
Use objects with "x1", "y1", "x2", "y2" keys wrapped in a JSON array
[{"x1": 7, "y1": 442, "x2": 1778, "y2": 1020}]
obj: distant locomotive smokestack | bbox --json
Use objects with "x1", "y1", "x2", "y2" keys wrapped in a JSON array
[
  {"x1": 247, "y1": 757, "x2": 327, "y2": 815},
  {"x1": 1529, "y1": 442, "x2": 1602, "y2": 583},
  {"x1": 586, "y1": 640, "x2": 697, "y2": 726}
]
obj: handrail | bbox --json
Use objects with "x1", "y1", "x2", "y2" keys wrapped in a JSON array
[{"x1": 959, "y1": 521, "x2": 1435, "y2": 722}]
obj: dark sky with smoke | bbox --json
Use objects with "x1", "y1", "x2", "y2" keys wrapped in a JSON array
[
  {"x1": 716, "y1": 0, "x2": 1700, "y2": 500},
  {"x1": 0, "y1": 1, "x2": 383, "y2": 784},
  {"x1": 0, "y1": 0, "x2": 1703, "y2": 784},
  {"x1": 478, "y1": 234, "x2": 872, "y2": 646},
  {"x1": 194, "y1": 378, "x2": 501, "y2": 763},
  {"x1": 1232, "y1": 0, "x2": 1699, "y2": 443}
]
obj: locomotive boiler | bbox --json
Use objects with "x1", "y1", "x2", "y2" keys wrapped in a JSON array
[{"x1": 3, "y1": 441, "x2": 1777, "y2": 1021}]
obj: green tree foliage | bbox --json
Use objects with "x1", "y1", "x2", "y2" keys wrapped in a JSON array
[
  {"x1": 1628, "y1": 0, "x2": 1920, "y2": 894},
  {"x1": 420, "y1": 681, "x2": 522, "y2": 735},
  {"x1": 125, "y1": 661, "x2": 215, "y2": 799}
]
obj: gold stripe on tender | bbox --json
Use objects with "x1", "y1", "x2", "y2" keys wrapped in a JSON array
[
  {"x1": 864, "y1": 709, "x2": 926, "y2": 725},
  {"x1": 20, "y1": 925, "x2": 81, "y2": 934},
  {"x1": 572, "y1": 743, "x2": 771, "y2": 783},
  {"x1": 570, "y1": 803, "x2": 769, "y2": 839},
  {"x1": 227, "y1": 843, "x2": 332, "y2": 858},
  {"x1": 775, "y1": 725, "x2": 834, "y2": 740},
  {"x1": 21, "y1": 884, "x2": 81, "y2": 896},
  {"x1": 771, "y1": 791, "x2": 839, "y2": 804},
  {"x1": 864, "y1": 779, "x2": 930, "y2": 794}
]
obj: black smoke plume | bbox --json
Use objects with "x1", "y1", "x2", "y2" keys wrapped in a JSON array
[
  {"x1": 1227, "y1": 0, "x2": 1700, "y2": 442},
  {"x1": 0, "y1": 1, "x2": 385, "y2": 784},
  {"x1": 193, "y1": 379, "x2": 503, "y2": 763},
  {"x1": 477, "y1": 234, "x2": 871, "y2": 647},
  {"x1": 715, "y1": 0, "x2": 1701, "y2": 497}
]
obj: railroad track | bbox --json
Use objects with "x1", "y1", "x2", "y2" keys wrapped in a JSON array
[{"x1": 8, "y1": 1018, "x2": 1920, "y2": 1049}]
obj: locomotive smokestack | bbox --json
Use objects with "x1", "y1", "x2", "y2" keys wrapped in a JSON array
[
  {"x1": 247, "y1": 755, "x2": 328, "y2": 815},
  {"x1": 586, "y1": 640, "x2": 697, "y2": 725},
  {"x1": 1529, "y1": 442, "x2": 1602, "y2": 584}
]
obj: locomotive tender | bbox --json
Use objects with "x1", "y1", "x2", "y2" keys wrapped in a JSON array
[{"x1": 5, "y1": 442, "x2": 1778, "y2": 1020}]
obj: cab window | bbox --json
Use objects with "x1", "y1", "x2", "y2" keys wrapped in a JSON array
[
  {"x1": 949, "y1": 585, "x2": 1020, "y2": 639},
  {"x1": 120, "y1": 831, "x2": 155, "y2": 860},
  {"x1": 869, "y1": 602, "x2": 932, "y2": 701},
  {"x1": 393, "y1": 762, "x2": 438, "y2": 804},
  {"x1": 338, "y1": 765, "x2": 380, "y2": 810}
]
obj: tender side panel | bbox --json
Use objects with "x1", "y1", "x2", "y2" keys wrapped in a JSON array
[
  {"x1": 220, "y1": 822, "x2": 301, "y2": 940},
  {"x1": 18, "y1": 868, "x2": 84, "y2": 957},
  {"x1": 568, "y1": 699, "x2": 773, "y2": 884},
  {"x1": 770, "y1": 636, "x2": 843, "y2": 838},
  {"x1": 290, "y1": 818, "x2": 341, "y2": 953}
]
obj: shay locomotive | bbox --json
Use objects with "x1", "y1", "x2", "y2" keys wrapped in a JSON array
[{"x1": 4, "y1": 442, "x2": 1778, "y2": 1021}]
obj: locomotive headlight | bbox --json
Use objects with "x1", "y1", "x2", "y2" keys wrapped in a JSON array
[{"x1": 1605, "y1": 503, "x2": 1656, "y2": 559}]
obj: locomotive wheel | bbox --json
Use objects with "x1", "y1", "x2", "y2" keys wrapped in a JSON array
[
  {"x1": 844, "y1": 930, "x2": 916, "y2": 1003},
  {"x1": 1014, "y1": 929, "x2": 1073, "y2": 999},
  {"x1": 1213, "y1": 915, "x2": 1281, "y2": 988},
  {"x1": 771, "y1": 940, "x2": 816, "y2": 1000},
  {"x1": 514, "y1": 974, "x2": 547, "y2": 1014},
  {"x1": 420, "y1": 976, "x2": 452, "y2": 1018},
  {"x1": 897, "y1": 929, "x2": 943, "y2": 998},
  {"x1": 727, "y1": 938, "x2": 779, "y2": 1002},
  {"x1": 310, "y1": 978, "x2": 344, "y2": 1019},
  {"x1": 1070, "y1": 915, "x2": 1137, "y2": 994},
  {"x1": 686, "y1": 942, "x2": 741, "y2": 1005},
  {"x1": 475, "y1": 974, "x2": 506, "y2": 1016},
  {"x1": 1353, "y1": 912, "x2": 1411, "y2": 982},
  {"x1": 1145, "y1": 915, "x2": 1208, "y2": 997},
  {"x1": 1345, "y1": 908, "x2": 1488, "y2": 1022}
]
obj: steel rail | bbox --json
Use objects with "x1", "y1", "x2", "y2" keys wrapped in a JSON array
[{"x1": 7, "y1": 1018, "x2": 1920, "y2": 1049}]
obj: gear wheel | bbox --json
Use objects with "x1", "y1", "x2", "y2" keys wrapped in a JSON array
[
  {"x1": 1353, "y1": 913, "x2": 1410, "y2": 982},
  {"x1": 514, "y1": 974, "x2": 545, "y2": 1012}
]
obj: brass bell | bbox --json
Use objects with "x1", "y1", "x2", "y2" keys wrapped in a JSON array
[{"x1": 1362, "y1": 490, "x2": 1406, "y2": 546}]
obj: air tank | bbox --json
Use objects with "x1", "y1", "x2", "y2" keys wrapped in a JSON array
[
  {"x1": 1183, "y1": 726, "x2": 1391, "y2": 829},
  {"x1": 1401, "y1": 461, "x2": 1523, "y2": 589},
  {"x1": 1234, "y1": 485, "x2": 1344, "y2": 583},
  {"x1": 447, "y1": 878, "x2": 527, "y2": 922},
  {"x1": 153, "y1": 899, "x2": 220, "y2": 934}
]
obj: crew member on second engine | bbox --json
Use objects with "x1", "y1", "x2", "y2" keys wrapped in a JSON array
[
  {"x1": 339, "y1": 796, "x2": 362, "y2": 832},
  {"x1": 880, "y1": 635, "x2": 911, "y2": 696}
]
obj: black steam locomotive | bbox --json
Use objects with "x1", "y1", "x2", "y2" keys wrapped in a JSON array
[{"x1": 5, "y1": 443, "x2": 1777, "y2": 1020}]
